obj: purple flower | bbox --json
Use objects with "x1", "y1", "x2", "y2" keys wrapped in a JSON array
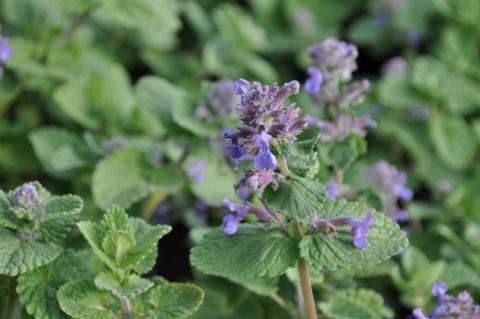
[
  {"x1": 407, "y1": 31, "x2": 422, "y2": 46},
  {"x1": 326, "y1": 180, "x2": 341, "y2": 199},
  {"x1": 188, "y1": 160, "x2": 206, "y2": 183},
  {"x1": 208, "y1": 80, "x2": 236, "y2": 117},
  {"x1": 243, "y1": 170, "x2": 280, "y2": 191},
  {"x1": 233, "y1": 78, "x2": 251, "y2": 95},
  {"x1": 12, "y1": 183, "x2": 41, "y2": 211},
  {"x1": 103, "y1": 137, "x2": 127, "y2": 153},
  {"x1": 381, "y1": 57, "x2": 408, "y2": 75},
  {"x1": 412, "y1": 308, "x2": 428, "y2": 319},
  {"x1": 0, "y1": 36, "x2": 12, "y2": 65},
  {"x1": 304, "y1": 67, "x2": 323, "y2": 94},
  {"x1": 432, "y1": 282, "x2": 448, "y2": 304},
  {"x1": 413, "y1": 283, "x2": 480, "y2": 319},
  {"x1": 366, "y1": 161, "x2": 413, "y2": 222},
  {"x1": 348, "y1": 212, "x2": 374, "y2": 249},
  {"x1": 316, "y1": 114, "x2": 376, "y2": 142},
  {"x1": 222, "y1": 198, "x2": 248, "y2": 235},
  {"x1": 254, "y1": 131, "x2": 277, "y2": 170}
]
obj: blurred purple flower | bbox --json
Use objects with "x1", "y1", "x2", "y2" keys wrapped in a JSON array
[
  {"x1": 304, "y1": 67, "x2": 323, "y2": 94},
  {"x1": 188, "y1": 160, "x2": 206, "y2": 183},
  {"x1": 407, "y1": 31, "x2": 422, "y2": 46},
  {"x1": 366, "y1": 160, "x2": 413, "y2": 221},
  {"x1": 326, "y1": 180, "x2": 341, "y2": 199},
  {"x1": 413, "y1": 283, "x2": 480, "y2": 318},
  {"x1": 316, "y1": 114, "x2": 376, "y2": 142},
  {"x1": 12, "y1": 183, "x2": 42, "y2": 214},
  {"x1": 381, "y1": 56, "x2": 408, "y2": 75},
  {"x1": 0, "y1": 36, "x2": 12, "y2": 65}
]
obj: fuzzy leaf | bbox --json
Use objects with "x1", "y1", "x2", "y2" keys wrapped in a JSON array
[
  {"x1": 57, "y1": 280, "x2": 115, "y2": 319},
  {"x1": 134, "y1": 283, "x2": 204, "y2": 319},
  {"x1": 0, "y1": 228, "x2": 62, "y2": 276},
  {"x1": 319, "y1": 288, "x2": 390, "y2": 319},
  {"x1": 78, "y1": 207, "x2": 171, "y2": 273},
  {"x1": 191, "y1": 225, "x2": 298, "y2": 278},
  {"x1": 39, "y1": 194, "x2": 83, "y2": 242},
  {"x1": 92, "y1": 148, "x2": 184, "y2": 210},
  {"x1": 430, "y1": 112, "x2": 477, "y2": 170},
  {"x1": 263, "y1": 175, "x2": 326, "y2": 219},
  {"x1": 29, "y1": 127, "x2": 93, "y2": 177},
  {"x1": 300, "y1": 199, "x2": 408, "y2": 270},
  {"x1": 94, "y1": 272, "x2": 153, "y2": 298},
  {"x1": 17, "y1": 251, "x2": 91, "y2": 319}
]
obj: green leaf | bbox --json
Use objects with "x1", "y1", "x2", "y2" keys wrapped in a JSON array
[
  {"x1": 17, "y1": 250, "x2": 92, "y2": 319},
  {"x1": 430, "y1": 112, "x2": 477, "y2": 170},
  {"x1": 40, "y1": 194, "x2": 83, "y2": 242},
  {"x1": 57, "y1": 280, "x2": 115, "y2": 319},
  {"x1": 29, "y1": 127, "x2": 93, "y2": 178},
  {"x1": 328, "y1": 135, "x2": 367, "y2": 171},
  {"x1": 377, "y1": 73, "x2": 424, "y2": 110},
  {"x1": 191, "y1": 225, "x2": 298, "y2": 278},
  {"x1": 263, "y1": 175, "x2": 325, "y2": 219},
  {"x1": 135, "y1": 76, "x2": 186, "y2": 124},
  {"x1": 92, "y1": 148, "x2": 184, "y2": 210},
  {"x1": 0, "y1": 228, "x2": 62, "y2": 276},
  {"x1": 319, "y1": 288, "x2": 390, "y2": 319},
  {"x1": 78, "y1": 207, "x2": 171, "y2": 273},
  {"x1": 94, "y1": 272, "x2": 153, "y2": 298},
  {"x1": 228, "y1": 274, "x2": 279, "y2": 296},
  {"x1": 299, "y1": 199, "x2": 408, "y2": 271},
  {"x1": 134, "y1": 282, "x2": 204, "y2": 319},
  {"x1": 187, "y1": 156, "x2": 237, "y2": 206}
]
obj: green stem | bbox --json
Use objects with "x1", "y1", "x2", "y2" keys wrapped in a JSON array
[
  {"x1": 121, "y1": 297, "x2": 132, "y2": 319},
  {"x1": 3, "y1": 278, "x2": 17, "y2": 319},
  {"x1": 293, "y1": 221, "x2": 318, "y2": 319},
  {"x1": 278, "y1": 155, "x2": 290, "y2": 178}
]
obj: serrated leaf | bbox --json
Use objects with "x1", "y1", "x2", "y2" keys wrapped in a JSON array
[
  {"x1": 299, "y1": 199, "x2": 408, "y2": 271},
  {"x1": 29, "y1": 127, "x2": 93, "y2": 177},
  {"x1": 134, "y1": 283, "x2": 204, "y2": 319},
  {"x1": 263, "y1": 175, "x2": 325, "y2": 219},
  {"x1": 17, "y1": 251, "x2": 92, "y2": 319},
  {"x1": 319, "y1": 288, "x2": 388, "y2": 319},
  {"x1": 228, "y1": 274, "x2": 279, "y2": 296},
  {"x1": 57, "y1": 280, "x2": 115, "y2": 319},
  {"x1": 0, "y1": 228, "x2": 62, "y2": 276},
  {"x1": 191, "y1": 225, "x2": 298, "y2": 278},
  {"x1": 92, "y1": 148, "x2": 184, "y2": 210},
  {"x1": 430, "y1": 112, "x2": 477, "y2": 170},
  {"x1": 40, "y1": 194, "x2": 83, "y2": 242},
  {"x1": 95, "y1": 272, "x2": 153, "y2": 299},
  {"x1": 78, "y1": 207, "x2": 171, "y2": 273}
]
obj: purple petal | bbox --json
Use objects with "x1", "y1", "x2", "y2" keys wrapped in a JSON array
[
  {"x1": 255, "y1": 149, "x2": 277, "y2": 170},
  {"x1": 0, "y1": 36, "x2": 12, "y2": 64},
  {"x1": 349, "y1": 212, "x2": 373, "y2": 249},
  {"x1": 304, "y1": 67, "x2": 323, "y2": 94},
  {"x1": 188, "y1": 160, "x2": 206, "y2": 183},
  {"x1": 233, "y1": 78, "x2": 251, "y2": 95},
  {"x1": 412, "y1": 308, "x2": 428, "y2": 319},
  {"x1": 223, "y1": 214, "x2": 239, "y2": 235}
]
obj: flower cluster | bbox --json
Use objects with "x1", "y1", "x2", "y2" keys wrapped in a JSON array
[
  {"x1": 304, "y1": 38, "x2": 369, "y2": 108},
  {"x1": 413, "y1": 282, "x2": 480, "y2": 319},
  {"x1": 224, "y1": 79, "x2": 308, "y2": 190},
  {"x1": 195, "y1": 80, "x2": 237, "y2": 122},
  {"x1": 309, "y1": 211, "x2": 374, "y2": 249},
  {"x1": 366, "y1": 160, "x2": 413, "y2": 222},
  {"x1": 0, "y1": 35, "x2": 12, "y2": 76},
  {"x1": 10, "y1": 183, "x2": 44, "y2": 221}
]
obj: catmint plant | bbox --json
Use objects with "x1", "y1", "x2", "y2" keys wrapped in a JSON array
[
  {"x1": 0, "y1": 182, "x2": 83, "y2": 319},
  {"x1": 412, "y1": 282, "x2": 480, "y2": 319},
  {"x1": 191, "y1": 76, "x2": 408, "y2": 319},
  {"x1": 57, "y1": 206, "x2": 204, "y2": 319}
]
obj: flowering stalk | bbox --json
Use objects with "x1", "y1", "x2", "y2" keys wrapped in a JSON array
[
  {"x1": 2, "y1": 279, "x2": 17, "y2": 319},
  {"x1": 121, "y1": 297, "x2": 132, "y2": 319}
]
